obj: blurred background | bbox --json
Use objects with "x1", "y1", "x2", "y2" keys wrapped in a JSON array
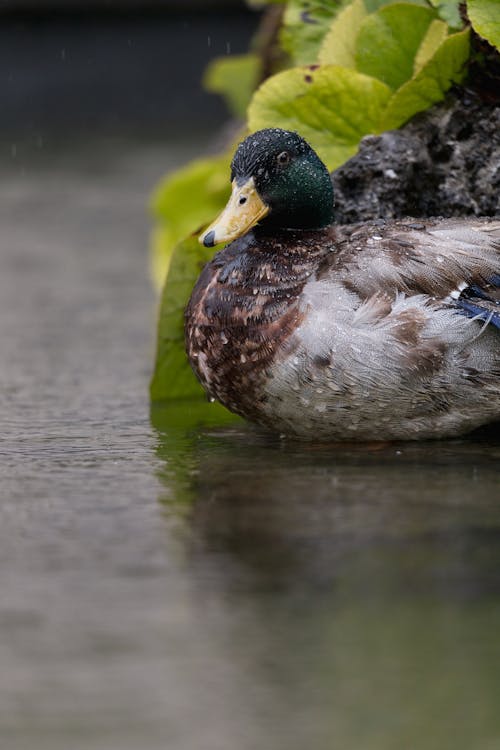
[{"x1": 0, "y1": 0, "x2": 259, "y2": 160}]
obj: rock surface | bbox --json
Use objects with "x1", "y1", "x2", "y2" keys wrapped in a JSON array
[{"x1": 332, "y1": 92, "x2": 500, "y2": 224}]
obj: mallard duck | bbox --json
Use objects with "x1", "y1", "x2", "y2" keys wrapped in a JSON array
[{"x1": 185, "y1": 128, "x2": 500, "y2": 441}]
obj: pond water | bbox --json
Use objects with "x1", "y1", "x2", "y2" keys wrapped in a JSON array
[{"x1": 1, "y1": 138, "x2": 500, "y2": 750}]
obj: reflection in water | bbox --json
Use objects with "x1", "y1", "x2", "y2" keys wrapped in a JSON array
[{"x1": 153, "y1": 403, "x2": 500, "y2": 748}]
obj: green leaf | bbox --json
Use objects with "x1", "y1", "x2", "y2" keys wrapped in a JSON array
[
  {"x1": 318, "y1": 0, "x2": 368, "y2": 66},
  {"x1": 150, "y1": 152, "x2": 231, "y2": 290},
  {"x1": 151, "y1": 399, "x2": 240, "y2": 436},
  {"x1": 248, "y1": 64, "x2": 392, "y2": 170},
  {"x1": 355, "y1": 4, "x2": 438, "y2": 90},
  {"x1": 414, "y1": 19, "x2": 449, "y2": 72},
  {"x1": 428, "y1": 0, "x2": 462, "y2": 28},
  {"x1": 150, "y1": 235, "x2": 223, "y2": 401},
  {"x1": 280, "y1": 0, "x2": 344, "y2": 65},
  {"x1": 150, "y1": 223, "x2": 178, "y2": 296},
  {"x1": 364, "y1": 0, "x2": 429, "y2": 9},
  {"x1": 467, "y1": 0, "x2": 500, "y2": 50},
  {"x1": 203, "y1": 54, "x2": 261, "y2": 118},
  {"x1": 382, "y1": 27, "x2": 470, "y2": 130}
]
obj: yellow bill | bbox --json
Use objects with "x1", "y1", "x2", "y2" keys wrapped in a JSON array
[{"x1": 199, "y1": 177, "x2": 269, "y2": 247}]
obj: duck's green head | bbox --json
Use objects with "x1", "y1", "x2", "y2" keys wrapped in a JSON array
[{"x1": 200, "y1": 128, "x2": 334, "y2": 248}]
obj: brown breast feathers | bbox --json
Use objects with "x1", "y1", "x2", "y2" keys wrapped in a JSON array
[{"x1": 185, "y1": 228, "x2": 335, "y2": 419}]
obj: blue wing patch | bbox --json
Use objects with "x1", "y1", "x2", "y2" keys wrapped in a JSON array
[{"x1": 456, "y1": 276, "x2": 500, "y2": 330}]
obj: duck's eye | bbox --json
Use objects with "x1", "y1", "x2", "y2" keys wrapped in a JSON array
[
  {"x1": 239, "y1": 196, "x2": 247, "y2": 206},
  {"x1": 277, "y1": 151, "x2": 290, "y2": 166}
]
